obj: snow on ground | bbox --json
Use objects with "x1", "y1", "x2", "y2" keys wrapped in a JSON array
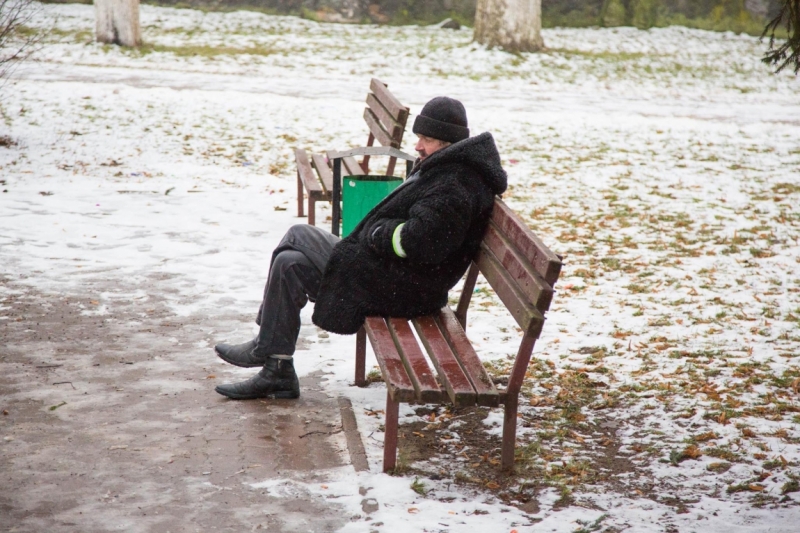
[{"x1": 2, "y1": 3, "x2": 800, "y2": 531}]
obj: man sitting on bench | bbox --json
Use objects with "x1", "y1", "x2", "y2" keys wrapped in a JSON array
[{"x1": 214, "y1": 96, "x2": 507, "y2": 400}]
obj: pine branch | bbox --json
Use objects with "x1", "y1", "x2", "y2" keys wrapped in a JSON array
[{"x1": 761, "y1": 0, "x2": 800, "y2": 75}]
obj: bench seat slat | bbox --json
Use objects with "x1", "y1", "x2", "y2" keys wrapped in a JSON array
[
  {"x1": 343, "y1": 156, "x2": 366, "y2": 176},
  {"x1": 475, "y1": 245, "x2": 545, "y2": 338},
  {"x1": 492, "y1": 199, "x2": 562, "y2": 287},
  {"x1": 412, "y1": 316, "x2": 476, "y2": 407},
  {"x1": 295, "y1": 149, "x2": 323, "y2": 195},
  {"x1": 483, "y1": 221, "x2": 554, "y2": 314},
  {"x1": 310, "y1": 153, "x2": 334, "y2": 194},
  {"x1": 364, "y1": 317, "x2": 416, "y2": 403},
  {"x1": 436, "y1": 308, "x2": 500, "y2": 408},
  {"x1": 388, "y1": 319, "x2": 443, "y2": 404}
]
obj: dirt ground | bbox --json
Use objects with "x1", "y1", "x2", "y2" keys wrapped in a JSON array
[{"x1": 0, "y1": 274, "x2": 363, "y2": 533}]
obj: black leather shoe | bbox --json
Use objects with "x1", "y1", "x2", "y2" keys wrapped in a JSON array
[
  {"x1": 214, "y1": 339, "x2": 269, "y2": 368},
  {"x1": 215, "y1": 358, "x2": 300, "y2": 400}
]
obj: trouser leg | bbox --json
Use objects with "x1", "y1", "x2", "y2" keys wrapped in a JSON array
[{"x1": 253, "y1": 225, "x2": 339, "y2": 356}]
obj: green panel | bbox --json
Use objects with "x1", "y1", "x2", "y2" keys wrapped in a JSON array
[{"x1": 341, "y1": 175, "x2": 403, "y2": 238}]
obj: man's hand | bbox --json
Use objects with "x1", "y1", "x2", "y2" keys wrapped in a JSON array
[{"x1": 366, "y1": 219, "x2": 404, "y2": 258}]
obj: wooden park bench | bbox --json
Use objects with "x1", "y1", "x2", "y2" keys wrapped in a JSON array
[
  {"x1": 354, "y1": 198, "x2": 562, "y2": 472},
  {"x1": 294, "y1": 79, "x2": 410, "y2": 226}
]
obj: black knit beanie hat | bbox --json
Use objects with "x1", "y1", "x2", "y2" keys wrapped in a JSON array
[{"x1": 412, "y1": 96, "x2": 469, "y2": 143}]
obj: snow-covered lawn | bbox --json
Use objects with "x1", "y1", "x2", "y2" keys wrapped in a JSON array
[{"x1": 2, "y1": 3, "x2": 799, "y2": 531}]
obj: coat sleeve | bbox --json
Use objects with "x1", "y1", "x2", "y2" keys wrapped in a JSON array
[{"x1": 395, "y1": 179, "x2": 475, "y2": 265}]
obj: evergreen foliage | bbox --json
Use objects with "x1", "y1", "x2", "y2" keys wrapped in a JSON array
[{"x1": 761, "y1": 0, "x2": 800, "y2": 73}]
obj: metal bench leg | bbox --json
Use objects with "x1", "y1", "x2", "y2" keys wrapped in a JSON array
[
  {"x1": 355, "y1": 327, "x2": 366, "y2": 386},
  {"x1": 501, "y1": 395, "x2": 518, "y2": 472},
  {"x1": 308, "y1": 197, "x2": 316, "y2": 227},
  {"x1": 297, "y1": 172, "x2": 304, "y2": 217},
  {"x1": 383, "y1": 392, "x2": 399, "y2": 473}
]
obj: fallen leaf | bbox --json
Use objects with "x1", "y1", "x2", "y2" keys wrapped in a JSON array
[
  {"x1": 206, "y1": 375, "x2": 216, "y2": 379},
  {"x1": 486, "y1": 481, "x2": 500, "y2": 490},
  {"x1": 407, "y1": 507, "x2": 419, "y2": 514},
  {"x1": 748, "y1": 484, "x2": 765, "y2": 492}
]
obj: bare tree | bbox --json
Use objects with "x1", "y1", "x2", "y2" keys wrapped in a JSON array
[
  {"x1": 0, "y1": 0, "x2": 41, "y2": 82},
  {"x1": 762, "y1": 0, "x2": 800, "y2": 74},
  {"x1": 474, "y1": 0, "x2": 544, "y2": 53},
  {"x1": 95, "y1": 0, "x2": 141, "y2": 47}
]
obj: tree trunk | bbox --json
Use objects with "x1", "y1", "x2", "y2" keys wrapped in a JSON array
[
  {"x1": 95, "y1": 0, "x2": 141, "y2": 47},
  {"x1": 474, "y1": 0, "x2": 544, "y2": 53}
]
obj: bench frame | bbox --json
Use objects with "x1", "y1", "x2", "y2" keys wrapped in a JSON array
[
  {"x1": 295, "y1": 79, "x2": 410, "y2": 226},
  {"x1": 354, "y1": 198, "x2": 562, "y2": 472}
]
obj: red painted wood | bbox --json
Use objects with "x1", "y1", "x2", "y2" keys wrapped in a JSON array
[
  {"x1": 384, "y1": 391, "x2": 399, "y2": 472},
  {"x1": 483, "y1": 221, "x2": 553, "y2": 313},
  {"x1": 363, "y1": 108, "x2": 396, "y2": 148},
  {"x1": 474, "y1": 245, "x2": 544, "y2": 336},
  {"x1": 387, "y1": 319, "x2": 443, "y2": 404},
  {"x1": 355, "y1": 327, "x2": 367, "y2": 387},
  {"x1": 361, "y1": 132, "x2": 375, "y2": 174},
  {"x1": 364, "y1": 317, "x2": 415, "y2": 403},
  {"x1": 370, "y1": 78, "x2": 409, "y2": 126},
  {"x1": 295, "y1": 149, "x2": 322, "y2": 193},
  {"x1": 342, "y1": 156, "x2": 366, "y2": 176},
  {"x1": 311, "y1": 153, "x2": 333, "y2": 193},
  {"x1": 412, "y1": 316, "x2": 475, "y2": 407},
  {"x1": 366, "y1": 93, "x2": 404, "y2": 142},
  {"x1": 455, "y1": 262, "x2": 479, "y2": 330},
  {"x1": 492, "y1": 199, "x2": 562, "y2": 286},
  {"x1": 506, "y1": 333, "x2": 537, "y2": 397},
  {"x1": 308, "y1": 197, "x2": 316, "y2": 227},
  {"x1": 436, "y1": 308, "x2": 499, "y2": 407},
  {"x1": 501, "y1": 394, "x2": 518, "y2": 472},
  {"x1": 296, "y1": 172, "x2": 304, "y2": 218}
]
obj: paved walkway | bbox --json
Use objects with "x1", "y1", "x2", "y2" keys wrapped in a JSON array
[{"x1": 0, "y1": 278, "x2": 363, "y2": 532}]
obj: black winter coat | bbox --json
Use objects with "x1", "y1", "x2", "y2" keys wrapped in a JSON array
[{"x1": 311, "y1": 132, "x2": 508, "y2": 335}]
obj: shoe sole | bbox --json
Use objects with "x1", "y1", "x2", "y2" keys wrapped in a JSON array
[
  {"x1": 214, "y1": 348, "x2": 268, "y2": 368},
  {"x1": 214, "y1": 387, "x2": 299, "y2": 400}
]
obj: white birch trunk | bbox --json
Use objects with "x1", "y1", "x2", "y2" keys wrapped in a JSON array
[
  {"x1": 474, "y1": 0, "x2": 543, "y2": 53},
  {"x1": 95, "y1": 0, "x2": 141, "y2": 47}
]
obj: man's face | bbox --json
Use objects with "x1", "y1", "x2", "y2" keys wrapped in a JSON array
[{"x1": 415, "y1": 135, "x2": 446, "y2": 161}]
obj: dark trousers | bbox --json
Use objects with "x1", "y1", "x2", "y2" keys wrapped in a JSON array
[{"x1": 254, "y1": 225, "x2": 340, "y2": 356}]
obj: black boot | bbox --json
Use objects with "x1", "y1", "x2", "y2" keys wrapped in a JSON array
[
  {"x1": 215, "y1": 358, "x2": 300, "y2": 400},
  {"x1": 214, "y1": 339, "x2": 269, "y2": 368}
]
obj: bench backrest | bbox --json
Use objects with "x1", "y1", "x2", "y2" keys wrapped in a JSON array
[
  {"x1": 454, "y1": 198, "x2": 562, "y2": 394},
  {"x1": 360, "y1": 79, "x2": 410, "y2": 177},
  {"x1": 457, "y1": 198, "x2": 561, "y2": 336}
]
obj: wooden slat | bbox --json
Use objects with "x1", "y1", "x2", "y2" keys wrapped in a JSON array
[
  {"x1": 387, "y1": 319, "x2": 443, "y2": 404},
  {"x1": 492, "y1": 199, "x2": 562, "y2": 286},
  {"x1": 364, "y1": 317, "x2": 416, "y2": 403},
  {"x1": 455, "y1": 262, "x2": 479, "y2": 329},
  {"x1": 370, "y1": 78, "x2": 409, "y2": 127},
  {"x1": 366, "y1": 93, "x2": 404, "y2": 142},
  {"x1": 483, "y1": 221, "x2": 554, "y2": 313},
  {"x1": 342, "y1": 156, "x2": 366, "y2": 176},
  {"x1": 475, "y1": 245, "x2": 544, "y2": 338},
  {"x1": 295, "y1": 149, "x2": 322, "y2": 194},
  {"x1": 412, "y1": 316, "x2": 476, "y2": 407},
  {"x1": 435, "y1": 308, "x2": 500, "y2": 407},
  {"x1": 363, "y1": 108, "x2": 398, "y2": 148},
  {"x1": 310, "y1": 153, "x2": 333, "y2": 194}
]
